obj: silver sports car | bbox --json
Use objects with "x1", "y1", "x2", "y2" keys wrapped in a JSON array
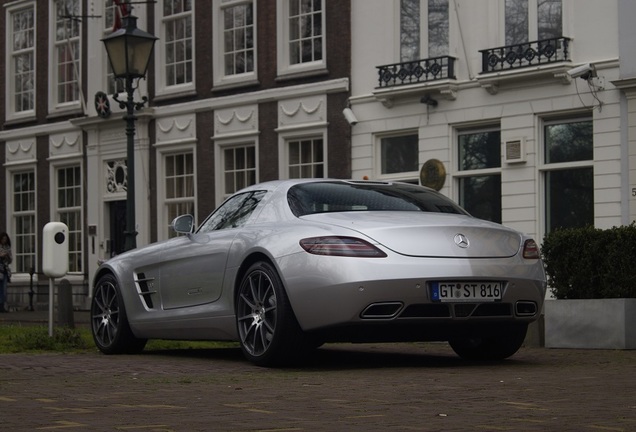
[{"x1": 91, "y1": 179, "x2": 546, "y2": 366}]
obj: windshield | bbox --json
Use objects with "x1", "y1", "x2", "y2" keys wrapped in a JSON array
[{"x1": 287, "y1": 182, "x2": 468, "y2": 217}]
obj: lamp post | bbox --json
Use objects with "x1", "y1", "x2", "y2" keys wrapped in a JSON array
[{"x1": 102, "y1": 14, "x2": 157, "y2": 252}]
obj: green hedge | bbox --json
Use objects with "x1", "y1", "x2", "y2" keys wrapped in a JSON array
[{"x1": 541, "y1": 224, "x2": 636, "y2": 299}]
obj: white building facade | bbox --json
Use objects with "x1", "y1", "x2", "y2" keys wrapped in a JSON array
[{"x1": 349, "y1": 0, "x2": 632, "y2": 243}]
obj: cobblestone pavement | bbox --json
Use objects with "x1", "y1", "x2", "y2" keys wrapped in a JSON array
[{"x1": 1, "y1": 341, "x2": 635, "y2": 432}]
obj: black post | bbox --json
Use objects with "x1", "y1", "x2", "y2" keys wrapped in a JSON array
[
  {"x1": 124, "y1": 76, "x2": 138, "y2": 252},
  {"x1": 28, "y1": 267, "x2": 35, "y2": 311}
]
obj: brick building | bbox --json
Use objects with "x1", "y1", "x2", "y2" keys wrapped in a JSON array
[{"x1": 0, "y1": 0, "x2": 351, "y2": 308}]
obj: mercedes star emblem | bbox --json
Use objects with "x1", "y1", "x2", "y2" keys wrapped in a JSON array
[{"x1": 454, "y1": 233, "x2": 469, "y2": 248}]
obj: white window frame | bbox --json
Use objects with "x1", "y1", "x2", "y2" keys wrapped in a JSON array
[
  {"x1": 374, "y1": 130, "x2": 420, "y2": 182},
  {"x1": 7, "y1": 167, "x2": 37, "y2": 279},
  {"x1": 278, "y1": 129, "x2": 328, "y2": 179},
  {"x1": 49, "y1": 0, "x2": 82, "y2": 115},
  {"x1": 155, "y1": 0, "x2": 196, "y2": 96},
  {"x1": 453, "y1": 125, "x2": 502, "y2": 223},
  {"x1": 538, "y1": 115, "x2": 594, "y2": 235},
  {"x1": 213, "y1": 0, "x2": 257, "y2": 88},
  {"x1": 215, "y1": 138, "x2": 259, "y2": 206},
  {"x1": 156, "y1": 145, "x2": 197, "y2": 241},
  {"x1": 52, "y1": 162, "x2": 83, "y2": 275},
  {"x1": 276, "y1": 0, "x2": 326, "y2": 77},
  {"x1": 5, "y1": 2, "x2": 36, "y2": 122}
]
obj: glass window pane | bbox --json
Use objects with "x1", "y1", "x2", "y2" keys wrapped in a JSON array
[
  {"x1": 505, "y1": 0, "x2": 528, "y2": 45},
  {"x1": 400, "y1": 0, "x2": 420, "y2": 62},
  {"x1": 289, "y1": 142, "x2": 300, "y2": 164},
  {"x1": 546, "y1": 168, "x2": 593, "y2": 231},
  {"x1": 538, "y1": 0, "x2": 562, "y2": 40},
  {"x1": 381, "y1": 135, "x2": 419, "y2": 174},
  {"x1": 458, "y1": 130, "x2": 501, "y2": 171},
  {"x1": 545, "y1": 120, "x2": 593, "y2": 164},
  {"x1": 288, "y1": 0, "x2": 321, "y2": 65},
  {"x1": 428, "y1": 0, "x2": 449, "y2": 57}
]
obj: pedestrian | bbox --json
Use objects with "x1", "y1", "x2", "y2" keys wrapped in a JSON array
[{"x1": 0, "y1": 232, "x2": 12, "y2": 313}]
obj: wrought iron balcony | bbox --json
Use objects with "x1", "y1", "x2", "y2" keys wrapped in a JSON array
[
  {"x1": 480, "y1": 37, "x2": 571, "y2": 73},
  {"x1": 377, "y1": 56, "x2": 456, "y2": 88}
]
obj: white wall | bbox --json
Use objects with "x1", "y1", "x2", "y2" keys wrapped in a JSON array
[{"x1": 349, "y1": 0, "x2": 622, "y2": 240}]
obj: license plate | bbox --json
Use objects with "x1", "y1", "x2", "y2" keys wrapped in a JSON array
[{"x1": 430, "y1": 282, "x2": 502, "y2": 302}]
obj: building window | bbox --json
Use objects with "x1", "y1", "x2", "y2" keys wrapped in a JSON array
[
  {"x1": 378, "y1": 134, "x2": 419, "y2": 180},
  {"x1": 505, "y1": 0, "x2": 562, "y2": 45},
  {"x1": 53, "y1": 0, "x2": 81, "y2": 106},
  {"x1": 537, "y1": 0, "x2": 562, "y2": 40},
  {"x1": 164, "y1": 152, "x2": 195, "y2": 238},
  {"x1": 12, "y1": 171, "x2": 36, "y2": 274},
  {"x1": 222, "y1": 144, "x2": 257, "y2": 197},
  {"x1": 544, "y1": 118, "x2": 593, "y2": 232},
  {"x1": 162, "y1": 0, "x2": 194, "y2": 88},
  {"x1": 7, "y1": 3, "x2": 36, "y2": 118},
  {"x1": 287, "y1": 137, "x2": 324, "y2": 178},
  {"x1": 214, "y1": 0, "x2": 255, "y2": 85},
  {"x1": 427, "y1": 0, "x2": 449, "y2": 58},
  {"x1": 457, "y1": 128, "x2": 502, "y2": 223},
  {"x1": 400, "y1": 0, "x2": 449, "y2": 62},
  {"x1": 56, "y1": 166, "x2": 82, "y2": 273},
  {"x1": 104, "y1": 0, "x2": 125, "y2": 95},
  {"x1": 277, "y1": 0, "x2": 326, "y2": 75},
  {"x1": 289, "y1": 0, "x2": 323, "y2": 65}
]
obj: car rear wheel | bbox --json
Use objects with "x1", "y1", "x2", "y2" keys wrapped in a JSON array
[
  {"x1": 236, "y1": 261, "x2": 305, "y2": 366},
  {"x1": 91, "y1": 274, "x2": 147, "y2": 355},
  {"x1": 449, "y1": 323, "x2": 528, "y2": 361}
]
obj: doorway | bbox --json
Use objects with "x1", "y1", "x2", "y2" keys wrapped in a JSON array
[{"x1": 108, "y1": 201, "x2": 127, "y2": 257}]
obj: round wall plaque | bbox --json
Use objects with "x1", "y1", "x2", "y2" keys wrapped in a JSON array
[{"x1": 420, "y1": 159, "x2": 446, "y2": 191}]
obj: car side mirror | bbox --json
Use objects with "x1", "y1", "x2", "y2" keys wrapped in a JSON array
[{"x1": 170, "y1": 214, "x2": 194, "y2": 234}]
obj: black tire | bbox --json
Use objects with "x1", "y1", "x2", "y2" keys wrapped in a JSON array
[
  {"x1": 91, "y1": 274, "x2": 147, "y2": 355},
  {"x1": 236, "y1": 261, "x2": 306, "y2": 366},
  {"x1": 449, "y1": 323, "x2": 528, "y2": 361}
]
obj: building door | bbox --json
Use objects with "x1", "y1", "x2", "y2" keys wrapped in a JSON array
[{"x1": 108, "y1": 201, "x2": 127, "y2": 257}]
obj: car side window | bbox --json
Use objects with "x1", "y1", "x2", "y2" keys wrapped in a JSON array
[{"x1": 197, "y1": 191, "x2": 266, "y2": 233}]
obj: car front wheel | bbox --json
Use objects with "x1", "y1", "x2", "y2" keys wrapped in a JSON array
[
  {"x1": 449, "y1": 323, "x2": 528, "y2": 361},
  {"x1": 236, "y1": 261, "x2": 305, "y2": 366},
  {"x1": 91, "y1": 274, "x2": 147, "y2": 355}
]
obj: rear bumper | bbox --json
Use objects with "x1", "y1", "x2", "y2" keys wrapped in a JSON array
[{"x1": 277, "y1": 252, "x2": 546, "y2": 332}]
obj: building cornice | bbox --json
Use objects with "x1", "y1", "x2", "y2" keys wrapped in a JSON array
[
  {"x1": 154, "y1": 78, "x2": 350, "y2": 118},
  {"x1": 0, "y1": 120, "x2": 79, "y2": 141}
]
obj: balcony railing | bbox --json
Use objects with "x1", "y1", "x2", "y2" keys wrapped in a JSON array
[
  {"x1": 480, "y1": 37, "x2": 571, "y2": 73},
  {"x1": 377, "y1": 56, "x2": 456, "y2": 88}
]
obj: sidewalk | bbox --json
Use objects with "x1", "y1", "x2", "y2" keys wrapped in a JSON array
[{"x1": 0, "y1": 308, "x2": 90, "y2": 328}]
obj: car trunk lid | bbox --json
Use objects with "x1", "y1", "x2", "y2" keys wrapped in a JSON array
[{"x1": 301, "y1": 212, "x2": 522, "y2": 258}]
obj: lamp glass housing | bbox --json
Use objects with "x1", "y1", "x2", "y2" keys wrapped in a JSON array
[{"x1": 102, "y1": 15, "x2": 157, "y2": 79}]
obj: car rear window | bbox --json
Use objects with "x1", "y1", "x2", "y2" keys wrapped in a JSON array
[{"x1": 287, "y1": 182, "x2": 467, "y2": 217}]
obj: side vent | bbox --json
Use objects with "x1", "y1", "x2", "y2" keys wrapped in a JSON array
[
  {"x1": 135, "y1": 272, "x2": 156, "y2": 309},
  {"x1": 504, "y1": 138, "x2": 526, "y2": 164}
]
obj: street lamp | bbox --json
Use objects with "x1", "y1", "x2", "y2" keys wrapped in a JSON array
[{"x1": 102, "y1": 14, "x2": 157, "y2": 252}]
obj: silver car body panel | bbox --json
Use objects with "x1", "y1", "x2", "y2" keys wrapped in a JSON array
[{"x1": 94, "y1": 179, "x2": 546, "y2": 342}]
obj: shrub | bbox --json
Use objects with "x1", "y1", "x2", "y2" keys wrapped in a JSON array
[{"x1": 541, "y1": 223, "x2": 636, "y2": 299}]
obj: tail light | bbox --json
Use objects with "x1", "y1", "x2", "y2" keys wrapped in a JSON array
[
  {"x1": 522, "y1": 239, "x2": 540, "y2": 259},
  {"x1": 299, "y1": 236, "x2": 387, "y2": 258}
]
